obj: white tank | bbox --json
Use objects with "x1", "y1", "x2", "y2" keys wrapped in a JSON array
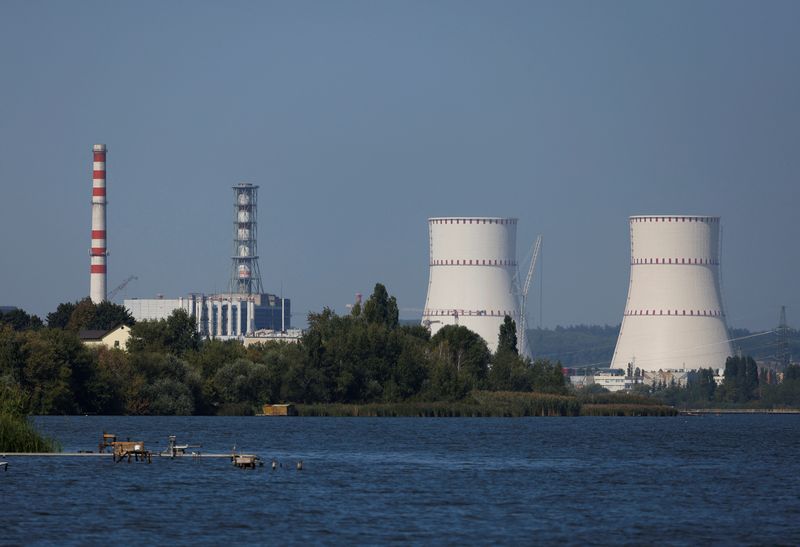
[
  {"x1": 238, "y1": 264, "x2": 251, "y2": 279},
  {"x1": 237, "y1": 210, "x2": 250, "y2": 223},
  {"x1": 238, "y1": 244, "x2": 250, "y2": 257},
  {"x1": 238, "y1": 193, "x2": 250, "y2": 206},
  {"x1": 237, "y1": 227, "x2": 250, "y2": 240},
  {"x1": 422, "y1": 217, "x2": 520, "y2": 353},
  {"x1": 611, "y1": 215, "x2": 733, "y2": 372}
]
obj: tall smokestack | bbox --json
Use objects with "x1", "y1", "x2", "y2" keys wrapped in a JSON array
[{"x1": 89, "y1": 144, "x2": 107, "y2": 303}]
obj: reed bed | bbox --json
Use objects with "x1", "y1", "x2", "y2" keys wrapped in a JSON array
[
  {"x1": 580, "y1": 404, "x2": 678, "y2": 417},
  {"x1": 297, "y1": 391, "x2": 582, "y2": 417},
  {"x1": 0, "y1": 413, "x2": 60, "y2": 452}
]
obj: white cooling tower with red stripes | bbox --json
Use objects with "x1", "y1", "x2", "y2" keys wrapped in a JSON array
[
  {"x1": 422, "y1": 217, "x2": 520, "y2": 353},
  {"x1": 610, "y1": 215, "x2": 733, "y2": 372},
  {"x1": 89, "y1": 144, "x2": 107, "y2": 303}
]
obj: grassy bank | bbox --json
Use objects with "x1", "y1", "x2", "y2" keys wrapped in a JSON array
[
  {"x1": 0, "y1": 384, "x2": 61, "y2": 453},
  {"x1": 0, "y1": 414, "x2": 60, "y2": 452},
  {"x1": 295, "y1": 391, "x2": 675, "y2": 417}
]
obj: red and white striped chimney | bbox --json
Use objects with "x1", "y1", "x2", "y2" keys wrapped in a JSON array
[{"x1": 89, "y1": 144, "x2": 107, "y2": 303}]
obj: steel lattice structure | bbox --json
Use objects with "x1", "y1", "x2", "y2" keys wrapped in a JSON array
[{"x1": 229, "y1": 183, "x2": 263, "y2": 295}]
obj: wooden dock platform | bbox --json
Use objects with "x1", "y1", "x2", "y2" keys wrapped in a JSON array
[{"x1": 1, "y1": 452, "x2": 241, "y2": 458}]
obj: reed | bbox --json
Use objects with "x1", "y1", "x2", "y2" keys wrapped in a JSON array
[
  {"x1": 580, "y1": 404, "x2": 678, "y2": 417},
  {"x1": 297, "y1": 391, "x2": 582, "y2": 417},
  {"x1": 0, "y1": 414, "x2": 61, "y2": 452},
  {"x1": 0, "y1": 384, "x2": 60, "y2": 452}
]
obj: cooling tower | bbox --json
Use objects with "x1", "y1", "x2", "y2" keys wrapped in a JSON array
[
  {"x1": 422, "y1": 217, "x2": 520, "y2": 353},
  {"x1": 610, "y1": 215, "x2": 733, "y2": 372}
]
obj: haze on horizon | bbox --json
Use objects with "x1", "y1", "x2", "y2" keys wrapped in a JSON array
[{"x1": 1, "y1": 0, "x2": 798, "y2": 332}]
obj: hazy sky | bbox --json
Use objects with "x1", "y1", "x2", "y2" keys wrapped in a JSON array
[{"x1": 1, "y1": 1, "x2": 798, "y2": 330}]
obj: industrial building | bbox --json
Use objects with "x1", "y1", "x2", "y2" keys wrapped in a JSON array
[
  {"x1": 610, "y1": 215, "x2": 733, "y2": 372},
  {"x1": 125, "y1": 293, "x2": 290, "y2": 337},
  {"x1": 123, "y1": 182, "x2": 291, "y2": 338},
  {"x1": 421, "y1": 217, "x2": 522, "y2": 353}
]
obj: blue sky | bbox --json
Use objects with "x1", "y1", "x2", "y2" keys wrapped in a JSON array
[{"x1": 1, "y1": 0, "x2": 798, "y2": 330}]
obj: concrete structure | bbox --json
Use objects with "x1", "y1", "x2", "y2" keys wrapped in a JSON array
[
  {"x1": 79, "y1": 325, "x2": 131, "y2": 351},
  {"x1": 230, "y1": 183, "x2": 263, "y2": 295},
  {"x1": 422, "y1": 217, "x2": 521, "y2": 353},
  {"x1": 569, "y1": 369, "x2": 632, "y2": 392},
  {"x1": 125, "y1": 292, "x2": 289, "y2": 338},
  {"x1": 89, "y1": 144, "x2": 108, "y2": 303},
  {"x1": 611, "y1": 216, "x2": 733, "y2": 372},
  {"x1": 243, "y1": 328, "x2": 303, "y2": 346}
]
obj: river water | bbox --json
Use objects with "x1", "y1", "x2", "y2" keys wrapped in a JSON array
[{"x1": 2, "y1": 415, "x2": 799, "y2": 545}]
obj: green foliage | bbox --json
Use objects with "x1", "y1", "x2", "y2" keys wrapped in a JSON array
[
  {"x1": 0, "y1": 382, "x2": 60, "y2": 452},
  {"x1": 497, "y1": 315, "x2": 518, "y2": 355},
  {"x1": 47, "y1": 302, "x2": 76, "y2": 329},
  {"x1": 47, "y1": 299, "x2": 134, "y2": 332},
  {"x1": 718, "y1": 356, "x2": 760, "y2": 403},
  {"x1": 128, "y1": 309, "x2": 199, "y2": 355},
  {"x1": 298, "y1": 391, "x2": 581, "y2": 417},
  {"x1": 0, "y1": 308, "x2": 43, "y2": 331},
  {"x1": 362, "y1": 283, "x2": 399, "y2": 329}
]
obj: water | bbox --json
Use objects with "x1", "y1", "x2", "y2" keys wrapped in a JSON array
[{"x1": 2, "y1": 416, "x2": 799, "y2": 545}]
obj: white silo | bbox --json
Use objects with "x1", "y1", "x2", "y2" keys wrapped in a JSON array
[
  {"x1": 422, "y1": 217, "x2": 520, "y2": 353},
  {"x1": 611, "y1": 215, "x2": 733, "y2": 372}
]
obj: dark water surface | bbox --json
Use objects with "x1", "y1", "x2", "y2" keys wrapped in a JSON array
[{"x1": 2, "y1": 416, "x2": 799, "y2": 545}]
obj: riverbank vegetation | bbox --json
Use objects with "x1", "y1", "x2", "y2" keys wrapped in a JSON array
[
  {"x1": 0, "y1": 285, "x2": 568, "y2": 416},
  {"x1": 4, "y1": 288, "x2": 794, "y2": 417},
  {"x1": 635, "y1": 357, "x2": 800, "y2": 409},
  {"x1": 0, "y1": 384, "x2": 60, "y2": 452}
]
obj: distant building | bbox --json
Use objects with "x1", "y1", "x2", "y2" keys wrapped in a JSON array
[
  {"x1": 243, "y1": 329, "x2": 303, "y2": 346},
  {"x1": 124, "y1": 292, "x2": 290, "y2": 338},
  {"x1": 79, "y1": 325, "x2": 132, "y2": 351},
  {"x1": 569, "y1": 369, "x2": 632, "y2": 392}
]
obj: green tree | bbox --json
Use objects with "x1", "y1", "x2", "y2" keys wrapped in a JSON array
[
  {"x1": 497, "y1": 315, "x2": 518, "y2": 355},
  {"x1": 91, "y1": 301, "x2": 135, "y2": 330},
  {"x1": 128, "y1": 309, "x2": 199, "y2": 356},
  {"x1": 363, "y1": 283, "x2": 399, "y2": 329},
  {"x1": 429, "y1": 325, "x2": 490, "y2": 392},
  {"x1": 47, "y1": 302, "x2": 76, "y2": 329},
  {"x1": 0, "y1": 308, "x2": 43, "y2": 331}
]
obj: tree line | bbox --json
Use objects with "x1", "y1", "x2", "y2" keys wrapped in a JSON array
[
  {"x1": 639, "y1": 356, "x2": 800, "y2": 407},
  {"x1": 0, "y1": 284, "x2": 567, "y2": 415}
]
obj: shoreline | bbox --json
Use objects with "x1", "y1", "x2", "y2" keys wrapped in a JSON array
[{"x1": 680, "y1": 408, "x2": 800, "y2": 415}]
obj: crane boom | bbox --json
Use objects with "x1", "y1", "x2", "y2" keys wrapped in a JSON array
[
  {"x1": 108, "y1": 275, "x2": 138, "y2": 301},
  {"x1": 518, "y1": 236, "x2": 542, "y2": 359},
  {"x1": 522, "y1": 236, "x2": 542, "y2": 300}
]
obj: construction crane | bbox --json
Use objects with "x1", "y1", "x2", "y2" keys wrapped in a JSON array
[
  {"x1": 108, "y1": 275, "x2": 138, "y2": 301},
  {"x1": 518, "y1": 236, "x2": 542, "y2": 359}
]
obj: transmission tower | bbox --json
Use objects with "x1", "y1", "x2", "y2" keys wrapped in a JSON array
[{"x1": 777, "y1": 306, "x2": 790, "y2": 369}]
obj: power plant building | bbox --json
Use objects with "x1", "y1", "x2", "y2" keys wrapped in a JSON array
[
  {"x1": 610, "y1": 215, "x2": 733, "y2": 372},
  {"x1": 422, "y1": 217, "x2": 521, "y2": 353},
  {"x1": 123, "y1": 182, "x2": 291, "y2": 338},
  {"x1": 125, "y1": 293, "x2": 290, "y2": 338}
]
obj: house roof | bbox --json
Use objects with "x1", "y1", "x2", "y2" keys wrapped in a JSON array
[{"x1": 78, "y1": 330, "x2": 107, "y2": 341}]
